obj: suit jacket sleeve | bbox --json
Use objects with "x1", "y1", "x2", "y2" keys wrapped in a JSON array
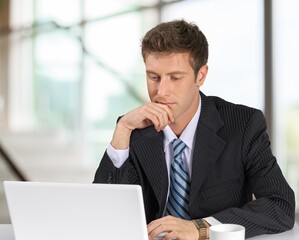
[
  {"x1": 212, "y1": 110, "x2": 295, "y2": 238},
  {"x1": 93, "y1": 150, "x2": 141, "y2": 185}
]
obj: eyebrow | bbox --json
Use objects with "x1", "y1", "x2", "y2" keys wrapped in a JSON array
[{"x1": 146, "y1": 70, "x2": 187, "y2": 75}]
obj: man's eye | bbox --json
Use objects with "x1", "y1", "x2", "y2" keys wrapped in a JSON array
[
  {"x1": 171, "y1": 76, "x2": 181, "y2": 80},
  {"x1": 150, "y1": 75, "x2": 160, "y2": 81}
]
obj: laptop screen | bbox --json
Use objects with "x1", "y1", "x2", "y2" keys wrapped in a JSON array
[{"x1": 4, "y1": 181, "x2": 148, "y2": 240}]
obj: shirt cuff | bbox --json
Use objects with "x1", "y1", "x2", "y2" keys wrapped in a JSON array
[
  {"x1": 203, "y1": 217, "x2": 222, "y2": 226},
  {"x1": 106, "y1": 144, "x2": 129, "y2": 168}
]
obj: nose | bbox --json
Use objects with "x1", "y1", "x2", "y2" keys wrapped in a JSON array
[{"x1": 157, "y1": 78, "x2": 170, "y2": 97}]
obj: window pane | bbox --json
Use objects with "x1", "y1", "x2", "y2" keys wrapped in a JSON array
[
  {"x1": 85, "y1": 0, "x2": 159, "y2": 20},
  {"x1": 162, "y1": 0, "x2": 264, "y2": 110},
  {"x1": 35, "y1": 0, "x2": 81, "y2": 25},
  {"x1": 32, "y1": 0, "x2": 82, "y2": 132},
  {"x1": 84, "y1": 12, "x2": 155, "y2": 161},
  {"x1": 273, "y1": 0, "x2": 299, "y2": 209}
]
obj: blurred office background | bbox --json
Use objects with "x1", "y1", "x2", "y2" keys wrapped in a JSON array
[{"x1": 0, "y1": 0, "x2": 298, "y2": 223}]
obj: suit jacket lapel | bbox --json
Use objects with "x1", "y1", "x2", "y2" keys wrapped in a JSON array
[
  {"x1": 130, "y1": 93, "x2": 226, "y2": 213},
  {"x1": 190, "y1": 93, "x2": 226, "y2": 206},
  {"x1": 132, "y1": 129, "x2": 168, "y2": 213}
]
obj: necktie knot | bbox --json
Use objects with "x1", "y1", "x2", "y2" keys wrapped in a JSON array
[{"x1": 172, "y1": 139, "x2": 186, "y2": 160}]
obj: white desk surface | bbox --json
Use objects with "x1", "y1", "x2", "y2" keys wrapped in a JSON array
[
  {"x1": 0, "y1": 225, "x2": 14, "y2": 240},
  {"x1": 1, "y1": 224, "x2": 298, "y2": 239}
]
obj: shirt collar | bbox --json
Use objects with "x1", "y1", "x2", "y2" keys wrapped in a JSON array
[{"x1": 163, "y1": 95, "x2": 202, "y2": 151}]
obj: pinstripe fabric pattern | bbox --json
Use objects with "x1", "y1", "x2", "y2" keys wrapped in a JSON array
[
  {"x1": 166, "y1": 139, "x2": 191, "y2": 219},
  {"x1": 94, "y1": 92, "x2": 295, "y2": 239}
]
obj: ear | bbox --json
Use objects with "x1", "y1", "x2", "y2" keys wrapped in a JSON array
[{"x1": 196, "y1": 65, "x2": 208, "y2": 87}]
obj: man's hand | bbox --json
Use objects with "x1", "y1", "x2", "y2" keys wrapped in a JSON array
[
  {"x1": 147, "y1": 216, "x2": 199, "y2": 240},
  {"x1": 111, "y1": 102, "x2": 174, "y2": 149},
  {"x1": 120, "y1": 102, "x2": 174, "y2": 131}
]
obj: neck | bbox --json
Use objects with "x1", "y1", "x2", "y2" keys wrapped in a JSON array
[
  {"x1": 169, "y1": 122, "x2": 187, "y2": 138},
  {"x1": 169, "y1": 94, "x2": 200, "y2": 137}
]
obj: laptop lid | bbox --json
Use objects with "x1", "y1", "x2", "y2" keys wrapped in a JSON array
[{"x1": 4, "y1": 181, "x2": 148, "y2": 240}]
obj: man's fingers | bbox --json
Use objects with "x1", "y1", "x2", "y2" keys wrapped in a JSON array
[
  {"x1": 141, "y1": 111, "x2": 161, "y2": 130},
  {"x1": 148, "y1": 224, "x2": 172, "y2": 240},
  {"x1": 142, "y1": 103, "x2": 174, "y2": 130},
  {"x1": 148, "y1": 216, "x2": 199, "y2": 240},
  {"x1": 164, "y1": 231, "x2": 178, "y2": 240},
  {"x1": 121, "y1": 102, "x2": 174, "y2": 131},
  {"x1": 149, "y1": 102, "x2": 175, "y2": 124},
  {"x1": 148, "y1": 216, "x2": 179, "y2": 239}
]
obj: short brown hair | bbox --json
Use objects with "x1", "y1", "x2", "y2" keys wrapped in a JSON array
[{"x1": 141, "y1": 19, "x2": 209, "y2": 77}]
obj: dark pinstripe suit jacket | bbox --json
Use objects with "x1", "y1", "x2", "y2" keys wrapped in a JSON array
[{"x1": 94, "y1": 92, "x2": 295, "y2": 238}]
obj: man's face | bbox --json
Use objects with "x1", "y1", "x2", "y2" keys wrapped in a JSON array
[{"x1": 145, "y1": 53, "x2": 207, "y2": 125}]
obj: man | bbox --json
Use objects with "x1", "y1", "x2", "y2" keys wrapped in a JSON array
[{"x1": 93, "y1": 20, "x2": 295, "y2": 239}]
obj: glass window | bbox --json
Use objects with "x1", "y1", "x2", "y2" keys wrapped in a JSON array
[
  {"x1": 8, "y1": 0, "x2": 35, "y2": 130},
  {"x1": 7, "y1": 0, "x2": 163, "y2": 165},
  {"x1": 32, "y1": 1, "x2": 82, "y2": 132},
  {"x1": 85, "y1": 0, "x2": 159, "y2": 20},
  {"x1": 83, "y1": 11, "x2": 156, "y2": 161},
  {"x1": 34, "y1": 30, "x2": 81, "y2": 130},
  {"x1": 162, "y1": 0, "x2": 264, "y2": 110},
  {"x1": 35, "y1": 0, "x2": 81, "y2": 25},
  {"x1": 273, "y1": 0, "x2": 299, "y2": 209}
]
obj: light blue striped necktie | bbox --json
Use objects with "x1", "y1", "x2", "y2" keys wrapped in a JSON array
[{"x1": 166, "y1": 139, "x2": 191, "y2": 220}]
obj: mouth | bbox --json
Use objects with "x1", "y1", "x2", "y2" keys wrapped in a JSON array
[{"x1": 157, "y1": 102, "x2": 176, "y2": 107}]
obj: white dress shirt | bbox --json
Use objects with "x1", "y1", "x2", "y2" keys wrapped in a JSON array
[{"x1": 106, "y1": 96, "x2": 221, "y2": 226}]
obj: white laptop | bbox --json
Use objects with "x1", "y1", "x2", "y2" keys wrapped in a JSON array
[{"x1": 4, "y1": 181, "x2": 148, "y2": 240}]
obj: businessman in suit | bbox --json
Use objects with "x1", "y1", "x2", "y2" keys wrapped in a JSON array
[{"x1": 93, "y1": 20, "x2": 295, "y2": 239}]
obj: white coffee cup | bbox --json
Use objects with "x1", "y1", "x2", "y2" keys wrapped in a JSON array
[{"x1": 210, "y1": 224, "x2": 245, "y2": 240}]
